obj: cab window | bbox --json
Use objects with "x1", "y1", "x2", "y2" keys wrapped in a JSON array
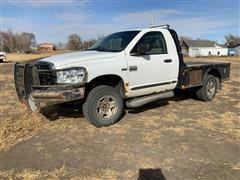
[{"x1": 131, "y1": 31, "x2": 168, "y2": 55}]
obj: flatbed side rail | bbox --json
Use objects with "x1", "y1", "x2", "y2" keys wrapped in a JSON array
[{"x1": 177, "y1": 62, "x2": 231, "y2": 89}]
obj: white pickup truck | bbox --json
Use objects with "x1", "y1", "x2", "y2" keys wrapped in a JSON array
[
  {"x1": 0, "y1": 52, "x2": 6, "y2": 63},
  {"x1": 14, "y1": 25, "x2": 230, "y2": 127}
]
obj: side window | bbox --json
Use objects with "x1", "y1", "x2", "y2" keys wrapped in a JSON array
[{"x1": 131, "y1": 31, "x2": 167, "y2": 55}]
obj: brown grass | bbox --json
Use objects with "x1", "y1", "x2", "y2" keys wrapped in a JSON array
[
  {"x1": 0, "y1": 56, "x2": 239, "y2": 179},
  {"x1": 0, "y1": 164, "x2": 67, "y2": 179},
  {"x1": 1, "y1": 56, "x2": 239, "y2": 151},
  {"x1": 5, "y1": 50, "x2": 71, "y2": 62},
  {"x1": 0, "y1": 103, "x2": 47, "y2": 151},
  {"x1": 0, "y1": 166, "x2": 135, "y2": 179},
  {"x1": 0, "y1": 72, "x2": 47, "y2": 151}
]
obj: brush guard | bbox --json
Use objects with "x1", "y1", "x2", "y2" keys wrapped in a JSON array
[
  {"x1": 14, "y1": 63, "x2": 40, "y2": 104},
  {"x1": 14, "y1": 62, "x2": 85, "y2": 111}
]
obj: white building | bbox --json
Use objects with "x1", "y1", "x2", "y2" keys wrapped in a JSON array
[
  {"x1": 233, "y1": 44, "x2": 240, "y2": 56},
  {"x1": 181, "y1": 39, "x2": 228, "y2": 57}
]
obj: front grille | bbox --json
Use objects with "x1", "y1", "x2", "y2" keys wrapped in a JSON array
[{"x1": 35, "y1": 61, "x2": 56, "y2": 85}]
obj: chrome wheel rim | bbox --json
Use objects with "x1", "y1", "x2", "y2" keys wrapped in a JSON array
[
  {"x1": 96, "y1": 95, "x2": 118, "y2": 120},
  {"x1": 206, "y1": 80, "x2": 216, "y2": 99}
]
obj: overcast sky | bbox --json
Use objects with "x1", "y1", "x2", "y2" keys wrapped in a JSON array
[{"x1": 1, "y1": 0, "x2": 239, "y2": 44}]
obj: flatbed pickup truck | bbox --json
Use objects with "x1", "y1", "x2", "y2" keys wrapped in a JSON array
[{"x1": 14, "y1": 25, "x2": 230, "y2": 127}]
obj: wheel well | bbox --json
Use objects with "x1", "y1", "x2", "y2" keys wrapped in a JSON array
[
  {"x1": 207, "y1": 69, "x2": 221, "y2": 90},
  {"x1": 208, "y1": 69, "x2": 221, "y2": 81},
  {"x1": 85, "y1": 75, "x2": 124, "y2": 97}
]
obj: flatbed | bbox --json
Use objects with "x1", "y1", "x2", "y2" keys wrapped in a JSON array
[{"x1": 177, "y1": 60, "x2": 230, "y2": 90}]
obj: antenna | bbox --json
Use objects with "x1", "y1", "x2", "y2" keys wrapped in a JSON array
[{"x1": 150, "y1": 24, "x2": 170, "y2": 29}]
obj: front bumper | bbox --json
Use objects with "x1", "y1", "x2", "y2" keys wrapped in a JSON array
[
  {"x1": 30, "y1": 86, "x2": 85, "y2": 109},
  {"x1": 14, "y1": 62, "x2": 85, "y2": 110}
]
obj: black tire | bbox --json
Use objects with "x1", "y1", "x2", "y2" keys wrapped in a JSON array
[
  {"x1": 196, "y1": 75, "x2": 218, "y2": 101},
  {"x1": 82, "y1": 85, "x2": 123, "y2": 127}
]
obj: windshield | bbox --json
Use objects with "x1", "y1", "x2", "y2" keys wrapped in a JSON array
[{"x1": 88, "y1": 31, "x2": 140, "y2": 52}]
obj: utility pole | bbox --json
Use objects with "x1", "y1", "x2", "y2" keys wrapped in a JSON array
[{"x1": 151, "y1": 15, "x2": 155, "y2": 26}]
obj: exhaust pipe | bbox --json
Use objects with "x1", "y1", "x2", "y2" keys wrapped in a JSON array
[{"x1": 126, "y1": 91, "x2": 174, "y2": 108}]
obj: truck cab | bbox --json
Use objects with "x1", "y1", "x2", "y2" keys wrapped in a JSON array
[
  {"x1": 123, "y1": 28, "x2": 179, "y2": 97},
  {"x1": 14, "y1": 25, "x2": 230, "y2": 127}
]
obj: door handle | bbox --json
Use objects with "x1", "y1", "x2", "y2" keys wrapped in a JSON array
[
  {"x1": 129, "y1": 65, "x2": 138, "y2": 71},
  {"x1": 164, "y1": 59, "x2": 172, "y2": 63}
]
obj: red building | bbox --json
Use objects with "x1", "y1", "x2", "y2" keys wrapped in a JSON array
[{"x1": 38, "y1": 43, "x2": 54, "y2": 52}]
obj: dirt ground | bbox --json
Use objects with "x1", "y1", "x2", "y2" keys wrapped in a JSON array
[{"x1": 0, "y1": 56, "x2": 239, "y2": 179}]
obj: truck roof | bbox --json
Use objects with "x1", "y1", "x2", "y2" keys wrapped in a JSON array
[{"x1": 120, "y1": 24, "x2": 171, "y2": 33}]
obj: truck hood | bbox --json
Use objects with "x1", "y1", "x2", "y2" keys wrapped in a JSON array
[{"x1": 38, "y1": 50, "x2": 117, "y2": 68}]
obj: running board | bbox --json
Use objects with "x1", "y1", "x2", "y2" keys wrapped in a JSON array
[{"x1": 126, "y1": 91, "x2": 174, "y2": 108}]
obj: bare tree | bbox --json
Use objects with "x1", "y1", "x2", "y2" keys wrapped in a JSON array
[
  {"x1": 67, "y1": 34, "x2": 82, "y2": 50},
  {"x1": 224, "y1": 34, "x2": 240, "y2": 48},
  {"x1": 58, "y1": 42, "x2": 65, "y2": 50},
  {"x1": 22, "y1": 32, "x2": 37, "y2": 52},
  {"x1": 82, "y1": 39, "x2": 97, "y2": 49},
  {"x1": 0, "y1": 31, "x2": 36, "y2": 53},
  {"x1": 0, "y1": 31, "x2": 15, "y2": 52}
]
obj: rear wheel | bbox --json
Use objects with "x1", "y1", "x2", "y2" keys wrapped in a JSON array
[
  {"x1": 83, "y1": 85, "x2": 123, "y2": 127},
  {"x1": 196, "y1": 75, "x2": 218, "y2": 101}
]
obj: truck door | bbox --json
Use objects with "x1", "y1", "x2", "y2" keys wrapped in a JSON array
[{"x1": 125, "y1": 31, "x2": 177, "y2": 97}]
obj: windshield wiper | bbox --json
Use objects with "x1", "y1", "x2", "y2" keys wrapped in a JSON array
[
  {"x1": 90, "y1": 47, "x2": 109, "y2": 52},
  {"x1": 87, "y1": 47, "x2": 119, "y2": 52}
]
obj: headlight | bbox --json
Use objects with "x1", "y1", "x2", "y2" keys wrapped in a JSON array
[{"x1": 56, "y1": 68, "x2": 86, "y2": 84}]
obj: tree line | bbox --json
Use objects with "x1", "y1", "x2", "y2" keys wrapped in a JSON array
[
  {"x1": 0, "y1": 31, "x2": 36, "y2": 53},
  {"x1": 0, "y1": 30, "x2": 239, "y2": 53},
  {"x1": 0, "y1": 31, "x2": 99, "y2": 53},
  {"x1": 66, "y1": 33, "x2": 104, "y2": 50},
  {"x1": 224, "y1": 34, "x2": 240, "y2": 48}
]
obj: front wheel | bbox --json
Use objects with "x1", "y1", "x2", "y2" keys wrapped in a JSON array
[
  {"x1": 82, "y1": 85, "x2": 123, "y2": 127},
  {"x1": 196, "y1": 75, "x2": 218, "y2": 101}
]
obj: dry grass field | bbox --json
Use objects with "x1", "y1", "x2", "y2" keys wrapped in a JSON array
[
  {"x1": 0, "y1": 54, "x2": 239, "y2": 179},
  {"x1": 4, "y1": 50, "x2": 70, "y2": 63}
]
